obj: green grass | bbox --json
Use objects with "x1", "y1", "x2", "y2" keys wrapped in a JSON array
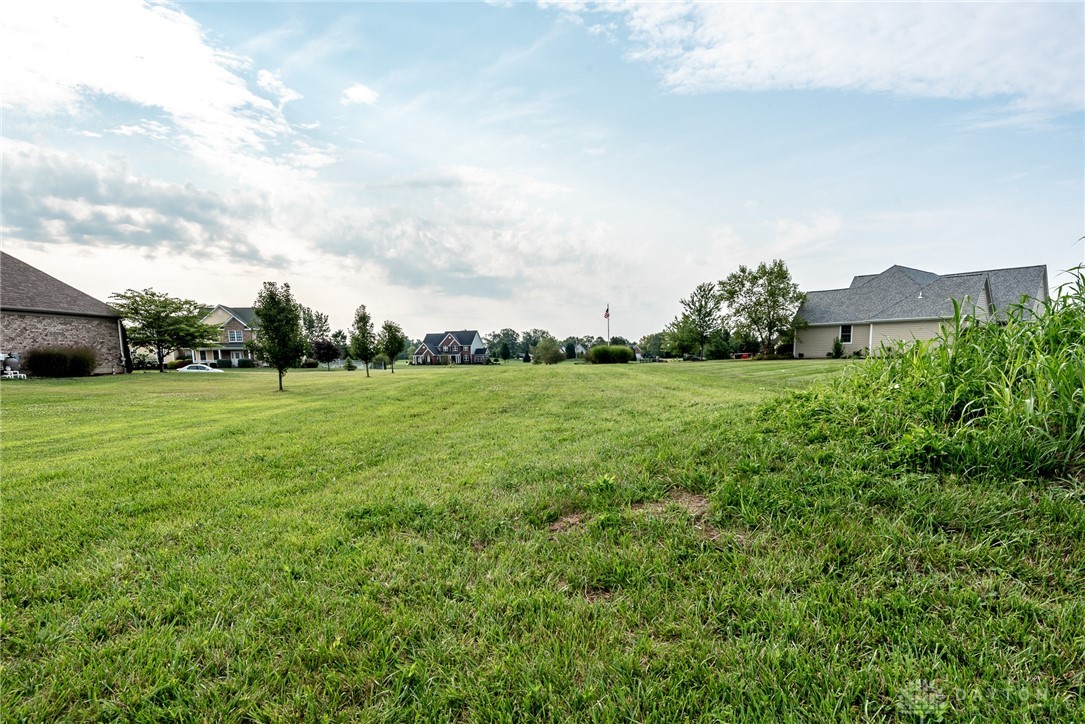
[{"x1": 3, "y1": 361, "x2": 1082, "y2": 721}]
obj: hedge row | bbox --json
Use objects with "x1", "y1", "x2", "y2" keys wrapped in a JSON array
[
  {"x1": 24, "y1": 346, "x2": 98, "y2": 377},
  {"x1": 587, "y1": 345, "x2": 634, "y2": 364}
]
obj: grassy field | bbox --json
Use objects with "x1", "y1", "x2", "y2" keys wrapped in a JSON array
[{"x1": 3, "y1": 361, "x2": 1082, "y2": 721}]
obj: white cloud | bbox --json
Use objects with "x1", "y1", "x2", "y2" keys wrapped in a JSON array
[
  {"x1": 559, "y1": 2, "x2": 1084, "y2": 118},
  {"x1": 341, "y1": 83, "x2": 380, "y2": 106},
  {"x1": 256, "y1": 69, "x2": 303, "y2": 108},
  {"x1": 1, "y1": 1, "x2": 295, "y2": 165}
]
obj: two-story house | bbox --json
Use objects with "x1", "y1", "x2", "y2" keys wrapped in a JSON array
[
  {"x1": 188, "y1": 305, "x2": 259, "y2": 366},
  {"x1": 412, "y1": 330, "x2": 488, "y2": 364}
]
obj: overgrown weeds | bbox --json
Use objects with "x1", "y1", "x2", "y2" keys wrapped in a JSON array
[{"x1": 774, "y1": 267, "x2": 1084, "y2": 479}]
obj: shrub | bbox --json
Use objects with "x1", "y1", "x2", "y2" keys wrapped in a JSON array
[
  {"x1": 300, "y1": 360, "x2": 319, "y2": 368},
  {"x1": 236, "y1": 358, "x2": 255, "y2": 368},
  {"x1": 167, "y1": 359, "x2": 192, "y2": 370},
  {"x1": 534, "y1": 337, "x2": 565, "y2": 365},
  {"x1": 588, "y1": 345, "x2": 634, "y2": 364},
  {"x1": 24, "y1": 346, "x2": 98, "y2": 377},
  {"x1": 772, "y1": 267, "x2": 1085, "y2": 480},
  {"x1": 344, "y1": 358, "x2": 357, "y2": 371},
  {"x1": 831, "y1": 337, "x2": 844, "y2": 359}
]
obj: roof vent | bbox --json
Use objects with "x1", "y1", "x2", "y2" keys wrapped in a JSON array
[{"x1": 918, "y1": 291, "x2": 923, "y2": 299}]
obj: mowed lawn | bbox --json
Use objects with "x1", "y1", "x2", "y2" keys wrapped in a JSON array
[{"x1": 3, "y1": 361, "x2": 1081, "y2": 721}]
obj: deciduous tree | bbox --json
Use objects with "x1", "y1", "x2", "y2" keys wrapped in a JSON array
[
  {"x1": 349, "y1": 305, "x2": 377, "y2": 377},
  {"x1": 109, "y1": 288, "x2": 218, "y2": 372},
  {"x1": 300, "y1": 306, "x2": 331, "y2": 356},
  {"x1": 377, "y1": 320, "x2": 409, "y2": 373},
  {"x1": 248, "y1": 282, "x2": 305, "y2": 391},
  {"x1": 719, "y1": 259, "x2": 806, "y2": 356},
  {"x1": 678, "y1": 282, "x2": 723, "y2": 359},
  {"x1": 312, "y1": 338, "x2": 339, "y2": 370},
  {"x1": 533, "y1": 337, "x2": 565, "y2": 364}
]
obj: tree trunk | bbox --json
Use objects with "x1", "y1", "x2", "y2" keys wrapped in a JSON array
[
  {"x1": 365, "y1": 362, "x2": 370, "y2": 378},
  {"x1": 157, "y1": 345, "x2": 166, "y2": 372},
  {"x1": 278, "y1": 368, "x2": 284, "y2": 391}
]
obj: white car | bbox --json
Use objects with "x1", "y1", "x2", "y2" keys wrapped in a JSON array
[{"x1": 177, "y1": 363, "x2": 224, "y2": 373}]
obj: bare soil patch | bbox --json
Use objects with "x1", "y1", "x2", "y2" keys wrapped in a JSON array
[{"x1": 548, "y1": 511, "x2": 585, "y2": 534}]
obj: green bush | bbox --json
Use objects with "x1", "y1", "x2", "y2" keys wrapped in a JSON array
[
  {"x1": 24, "y1": 346, "x2": 98, "y2": 377},
  {"x1": 773, "y1": 267, "x2": 1085, "y2": 480},
  {"x1": 236, "y1": 358, "x2": 255, "y2": 368},
  {"x1": 299, "y1": 360, "x2": 319, "y2": 368},
  {"x1": 167, "y1": 359, "x2": 192, "y2": 370},
  {"x1": 211, "y1": 360, "x2": 232, "y2": 369},
  {"x1": 831, "y1": 337, "x2": 844, "y2": 359},
  {"x1": 588, "y1": 345, "x2": 634, "y2": 364}
]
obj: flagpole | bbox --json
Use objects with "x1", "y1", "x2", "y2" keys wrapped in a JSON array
[{"x1": 607, "y1": 302, "x2": 610, "y2": 344}]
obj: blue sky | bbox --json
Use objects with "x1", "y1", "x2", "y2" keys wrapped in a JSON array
[{"x1": 2, "y1": 1, "x2": 1082, "y2": 340}]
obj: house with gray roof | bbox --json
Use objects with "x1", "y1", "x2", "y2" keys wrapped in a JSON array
[
  {"x1": 794, "y1": 264, "x2": 1048, "y2": 358},
  {"x1": 412, "y1": 330, "x2": 488, "y2": 364},
  {"x1": 0, "y1": 251, "x2": 131, "y2": 374},
  {"x1": 186, "y1": 304, "x2": 260, "y2": 367}
]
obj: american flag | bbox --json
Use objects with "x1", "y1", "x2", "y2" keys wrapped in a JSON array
[{"x1": 603, "y1": 305, "x2": 610, "y2": 319}]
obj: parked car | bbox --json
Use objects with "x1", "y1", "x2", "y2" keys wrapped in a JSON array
[{"x1": 177, "y1": 364, "x2": 224, "y2": 373}]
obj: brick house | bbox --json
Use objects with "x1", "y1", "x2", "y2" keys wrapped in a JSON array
[
  {"x1": 187, "y1": 305, "x2": 260, "y2": 367},
  {"x1": 412, "y1": 330, "x2": 488, "y2": 364},
  {"x1": 0, "y1": 251, "x2": 131, "y2": 374}
]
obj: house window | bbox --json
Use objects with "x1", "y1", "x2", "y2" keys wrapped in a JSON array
[
  {"x1": 228, "y1": 330, "x2": 243, "y2": 343},
  {"x1": 839, "y1": 325, "x2": 852, "y2": 344}
]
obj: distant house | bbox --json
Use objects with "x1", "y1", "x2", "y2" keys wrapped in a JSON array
[
  {"x1": 187, "y1": 305, "x2": 260, "y2": 367},
  {"x1": 794, "y1": 264, "x2": 1048, "y2": 359},
  {"x1": 412, "y1": 330, "x2": 488, "y2": 364},
  {"x1": 0, "y1": 251, "x2": 130, "y2": 374},
  {"x1": 574, "y1": 343, "x2": 588, "y2": 358}
]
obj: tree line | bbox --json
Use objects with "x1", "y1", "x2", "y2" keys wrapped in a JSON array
[{"x1": 655, "y1": 259, "x2": 806, "y2": 360}]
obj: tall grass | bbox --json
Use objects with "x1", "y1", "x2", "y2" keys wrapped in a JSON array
[{"x1": 775, "y1": 267, "x2": 1084, "y2": 479}]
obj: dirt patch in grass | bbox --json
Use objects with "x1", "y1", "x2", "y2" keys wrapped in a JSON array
[
  {"x1": 583, "y1": 586, "x2": 614, "y2": 603},
  {"x1": 549, "y1": 512, "x2": 585, "y2": 534},
  {"x1": 633, "y1": 491, "x2": 719, "y2": 540}
]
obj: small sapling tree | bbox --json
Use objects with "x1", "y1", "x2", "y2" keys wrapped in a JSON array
[{"x1": 248, "y1": 282, "x2": 305, "y2": 391}]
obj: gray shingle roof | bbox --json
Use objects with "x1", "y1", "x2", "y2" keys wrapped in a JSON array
[
  {"x1": 221, "y1": 306, "x2": 258, "y2": 327},
  {"x1": 798, "y1": 264, "x2": 1048, "y2": 325},
  {"x1": 416, "y1": 330, "x2": 484, "y2": 355},
  {"x1": 0, "y1": 252, "x2": 118, "y2": 319}
]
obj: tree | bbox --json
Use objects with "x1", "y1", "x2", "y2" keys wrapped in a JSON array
[
  {"x1": 486, "y1": 328, "x2": 520, "y2": 357},
  {"x1": 638, "y1": 332, "x2": 664, "y2": 358},
  {"x1": 610, "y1": 335, "x2": 632, "y2": 347},
  {"x1": 248, "y1": 282, "x2": 305, "y2": 391},
  {"x1": 499, "y1": 341, "x2": 511, "y2": 360},
  {"x1": 519, "y1": 328, "x2": 550, "y2": 353},
  {"x1": 663, "y1": 315, "x2": 699, "y2": 357},
  {"x1": 330, "y1": 329, "x2": 349, "y2": 359},
  {"x1": 312, "y1": 338, "x2": 339, "y2": 370},
  {"x1": 564, "y1": 340, "x2": 576, "y2": 359},
  {"x1": 719, "y1": 259, "x2": 806, "y2": 356},
  {"x1": 349, "y1": 305, "x2": 376, "y2": 377},
  {"x1": 110, "y1": 288, "x2": 218, "y2": 372},
  {"x1": 377, "y1": 320, "x2": 409, "y2": 373},
  {"x1": 533, "y1": 337, "x2": 565, "y2": 364},
  {"x1": 678, "y1": 281, "x2": 723, "y2": 359},
  {"x1": 300, "y1": 306, "x2": 331, "y2": 357}
]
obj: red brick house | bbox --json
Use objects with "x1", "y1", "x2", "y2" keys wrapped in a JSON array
[
  {"x1": 187, "y1": 305, "x2": 259, "y2": 366},
  {"x1": 412, "y1": 330, "x2": 488, "y2": 364},
  {"x1": 0, "y1": 251, "x2": 130, "y2": 374}
]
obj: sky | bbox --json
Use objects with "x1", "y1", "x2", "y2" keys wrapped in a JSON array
[{"x1": 2, "y1": 1, "x2": 1083, "y2": 342}]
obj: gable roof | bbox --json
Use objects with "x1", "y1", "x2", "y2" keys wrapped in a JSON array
[
  {"x1": 200, "y1": 304, "x2": 259, "y2": 328},
  {"x1": 220, "y1": 305, "x2": 258, "y2": 327},
  {"x1": 798, "y1": 264, "x2": 1047, "y2": 325},
  {"x1": 416, "y1": 330, "x2": 486, "y2": 355},
  {"x1": 0, "y1": 251, "x2": 118, "y2": 319}
]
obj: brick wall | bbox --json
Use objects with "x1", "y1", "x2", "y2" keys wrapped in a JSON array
[{"x1": 1, "y1": 311, "x2": 124, "y2": 374}]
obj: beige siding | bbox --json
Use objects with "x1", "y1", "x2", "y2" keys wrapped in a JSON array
[
  {"x1": 870, "y1": 320, "x2": 947, "y2": 351},
  {"x1": 794, "y1": 324, "x2": 870, "y2": 358}
]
